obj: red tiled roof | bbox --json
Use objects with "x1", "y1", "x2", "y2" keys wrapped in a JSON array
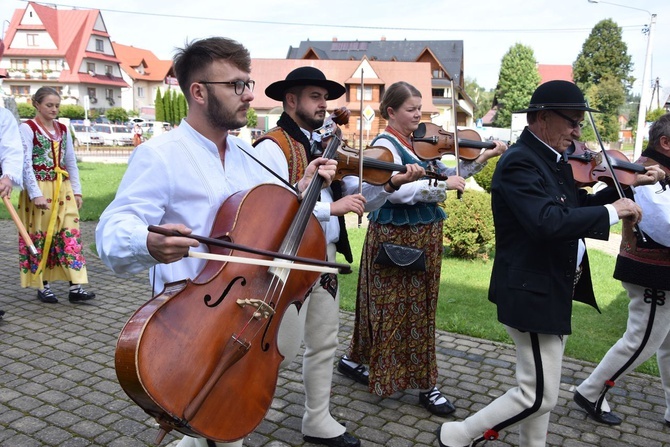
[
  {"x1": 251, "y1": 59, "x2": 437, "y2": 114},
  {"x1": 3, "y1": 2, "x2": 123, "y2": 85},
  {"x1": 112, "y1": 42, "x2": 173, "y2": 82},
  {"x1": 537, "y1": 64, "x2": 573, "y2": 84}
]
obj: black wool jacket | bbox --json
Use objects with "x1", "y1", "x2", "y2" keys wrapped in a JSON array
[{"x1": 489, "y1": 128, "x2": 620, "y2": 335}]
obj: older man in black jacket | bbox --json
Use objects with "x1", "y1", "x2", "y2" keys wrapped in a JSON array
[{"x1": 437, "y1": 80, "x2": 662, "y2": 447}]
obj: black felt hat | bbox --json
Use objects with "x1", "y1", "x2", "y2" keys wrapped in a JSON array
[
  {"x1": 265, "y1": 66, "x2": 346, "y2": 101},
  {"x1": 514, "y1": 80, "x2": 600, "y2": 113}
]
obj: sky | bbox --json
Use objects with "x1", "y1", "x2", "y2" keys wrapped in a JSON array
[{"x1": 1, "y1": 0, "x2": 669, "y2": 104}]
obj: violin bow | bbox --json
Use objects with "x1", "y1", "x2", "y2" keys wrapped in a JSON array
[
  {"x1": 3, "y1": 195, "x2": 38, "y2": 256},
  {"x1": 450, "y1": 78, "x2": 463, "y2": 200},
  {"x1": 585, "y1": 102, "x2": 647, "y2": 243},
  {"x1": 358, "y1": 69, "x2": 364, "y2": 227},
  {"x1": 148, "y1": 226, "x2": 352, "y2": 274}
]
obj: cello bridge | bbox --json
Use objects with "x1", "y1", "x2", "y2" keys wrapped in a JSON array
[{"x1": 236, "y1": 299, "x2": 275, "y2": 320}]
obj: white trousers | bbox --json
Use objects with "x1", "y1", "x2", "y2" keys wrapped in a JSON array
[
  {"x1": 576, "y1": 282, "x2": 670, "y2": 421},
  {"x1": 177, "y1": 244, "x2": 343, "y2": 446},
  {"x1": 440, "y1": 326, "x2": 566, "y2": 447}
]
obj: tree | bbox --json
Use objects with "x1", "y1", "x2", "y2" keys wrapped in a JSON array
[
  {"x1": 492, "y1": 44, "x2": 541, "y2": 128},
  {"x1": 163, "y1": 89, "x2": 174, "y2": 125},
  {"x1": 105, "y1": 107, "x2": 128, "y2": 124},
  {"x1": 177, "y1": 93, "x2": 188, "y2": 122},
  {"x1": 646, "y1": 108, "x2": 666, "y2": 123},
  {"x1": 465, "y1": 77, "x2": 494, "y2": 121},
  {"x1": 246, "y1": 108, "x2": 257, "y2": 129},
  {"x1": 155, "y1": 88, "x2": 164, "y2": 122},
  {"x1": 573, "y1": 19, "x2": 634, "y2": 94},
  {"x1": 585, "y1": 75, "x2": 626, "y2": 142}
]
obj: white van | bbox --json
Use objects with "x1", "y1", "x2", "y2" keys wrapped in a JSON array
[{"x1": 93, "y1": 124, "x2": 133, "y2": 146}]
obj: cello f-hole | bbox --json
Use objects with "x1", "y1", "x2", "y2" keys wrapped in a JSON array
[{"x1": 205, "y1": 276, "x2": 247, "y2": 308}]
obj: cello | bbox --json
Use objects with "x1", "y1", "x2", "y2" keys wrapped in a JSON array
[{"x1": 115, "y1": 120, "x2": 348, "y2": 443}]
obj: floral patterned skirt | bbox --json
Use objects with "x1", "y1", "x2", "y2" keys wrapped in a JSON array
[
  {"x1": 348, "y1": 220, "x2": 443, "y2": 397},
  {"x1": 18, "y1": 179, "x2": 88, "y2": 288}
]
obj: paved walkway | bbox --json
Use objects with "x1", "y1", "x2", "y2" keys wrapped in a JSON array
[{"x1": 1, "y1": 220, "x2": 668, "y2": 447}]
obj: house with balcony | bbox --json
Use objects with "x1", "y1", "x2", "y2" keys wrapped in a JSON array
[
  {"x1": 0, "y1": 2, "x2": 127, "y2": 112},
  {"x1": 285, "y1": 38, "x2": 474, "y2": 130},
  {"x1": 112, "y1": 42, "x2": 178, "y2": 119}
]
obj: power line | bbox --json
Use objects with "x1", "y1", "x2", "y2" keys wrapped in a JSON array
[{"x1": 29, "y1": 1, "x2": 645, "y2": 34}]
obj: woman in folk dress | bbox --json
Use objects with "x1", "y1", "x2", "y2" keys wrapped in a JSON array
[{"x1": 18, "y1": 87, "x2": 95, "y2": 304}]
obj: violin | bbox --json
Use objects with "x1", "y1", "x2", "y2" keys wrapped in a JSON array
[
  {"x1": 411, "y1": 122, "x2": 496, "y2": 161},
  {"x1": 566, "y1": 141, "x2": 646, "y2": 187},
  {"x1": 115, "y1": 122, "x2": 348, "y2": 443},
  {"x1": 333, "y1": 144, "x2": 447, "y2": 185}
]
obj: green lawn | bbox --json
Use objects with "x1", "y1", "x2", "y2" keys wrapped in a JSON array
[{"x1": 3, "y1": 162, "x2": 657, "y2": 376}]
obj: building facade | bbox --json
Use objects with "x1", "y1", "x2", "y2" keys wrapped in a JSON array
[{"x1": 0, "y1": 2, "x2": 127, "y2": 113}]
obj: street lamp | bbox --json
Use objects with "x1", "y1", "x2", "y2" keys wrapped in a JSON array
[{"x1": 587, "y1": 0, "x2": 656, "y2": 160}]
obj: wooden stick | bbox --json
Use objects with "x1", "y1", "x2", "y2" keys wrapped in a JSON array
[
  {"x1": 2, "y1": 196, "x2": 38, "y2": 256},
  {"x1": 187, "y1": 250, "x2": 339, "y2": 274}
]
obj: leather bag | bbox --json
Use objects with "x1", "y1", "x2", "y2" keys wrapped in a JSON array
[{"x1": 374, "y1": 242, "x2": 426, "y2": 271}]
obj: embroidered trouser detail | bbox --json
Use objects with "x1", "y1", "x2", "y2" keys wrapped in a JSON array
[
  {"x1": 440, "y1": 327, "x2": 565, "y2": 447},
  {"x1": 575, "y1": 283, "x2": 669, "y2": 415},
  {"x1": 319, "y1": 273, "x2": 338, "y2": 300}
]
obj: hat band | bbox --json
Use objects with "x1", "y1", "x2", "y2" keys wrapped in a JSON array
[{"x1": 528, "y1": 103, "x2": 588, "y2": 109}]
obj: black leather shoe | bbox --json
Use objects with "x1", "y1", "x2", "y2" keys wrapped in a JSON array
[
  {"x1": 420, "y1": 387, "x2": 456, "y2": 416},
  {"x1": 574, "y1": 391, "x2": 622, "y2": 425},
  {"x1": 303, "y1": 432, "x2": 360, "y2": 447},
  {"x1": 0, "y1": 309, "x2": 4, "y2": 319},
  {"x1": 37, "y1": 289, "x2": 58, "y2": 303},
  {"x1": 69, "y1": 288, "x2": 95, "y2": 302},
  {"x1": 665, "y1": 419, "x2": 670, "y2": 427},
  {"x1": 337, "y1": 357, "x2": 369, "y2": 386}
]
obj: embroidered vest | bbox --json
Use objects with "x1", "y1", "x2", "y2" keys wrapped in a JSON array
[
  {"x1": 367, "y1": 133, "x2": 447, "y2": 225},
  {"x1": 614, "y1": 155, "x2": 670, "y2": 290},
  {"x1": 26, "y1": 119, "x2": 68, "y2": 182},
  {"x1": 254, "y1": 127, "x2": 308, "y2": 185},
  {"x1": 254, "y1": 125, "x2": 353, "y2": 262}
]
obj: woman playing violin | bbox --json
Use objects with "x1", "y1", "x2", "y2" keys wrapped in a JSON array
[{"x1": 339, "y1": 81, "x2": 506, "y2": 415}]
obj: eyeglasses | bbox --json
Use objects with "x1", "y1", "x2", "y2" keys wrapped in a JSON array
[
  {"x1": 198, "y1": 79, "x2": 255, "y2": 96},
  {"x1": 552, "y1": 110, "x2": 585, "y2": 129}
]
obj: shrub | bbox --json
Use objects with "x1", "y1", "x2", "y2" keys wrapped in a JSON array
[
  {"x1": 17, "y1": 102, "x2": 35, "y2": 118},
  {"x1": 442, "y1": 189, "x2": 494, "y2": 260},
  {"x1": 472, "y1": 156, "x2": 499, "y2": 193},
  {"x1": 59, "y1": 104, "x2": 85, "y2": 119},
  {"x1": 106, "y1": 107, "x2": 128, "y2": 124}
]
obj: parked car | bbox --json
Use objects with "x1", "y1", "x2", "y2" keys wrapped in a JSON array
[
  {"x1": 93, "y1": 124, "x2": 134, "y2": 146},
  {"x1": 71, "y1": 124, "x2": 103, "y2": 147}
]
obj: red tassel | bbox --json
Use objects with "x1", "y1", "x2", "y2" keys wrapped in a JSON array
[{"x1": 484, "y1": 429, "x2": 499, "y2": 440}]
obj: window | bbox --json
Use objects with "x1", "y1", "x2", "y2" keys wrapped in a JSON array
[
  {"x1": 356, "y1": 86, "x2": 372, "y2": 101},
  {"x1": 88, "y1": 88, "x2": 97, "y2": 104},
  {"x1": 26, "y1": 34, "x2": 37, "y2": 46},
  {"x1": 105, "y1": 65, "x2": 113, "y2": 75},
  {"x1": 10, "y1": 86, "x2": 30, "y2": 96},
  {"x1": 105, "y1": 89, "x2": 114, "y2": 99},
  {"x1": 95, "y1": 39, "x2": 104, "y2": 52},
  {"x1": 87, "y1": 62, "x2": 95, "y2": 74},
  {"x1": 432, "y1": 69, "x2": 445, "y2": 78},
  {"x1": 432, "y1": 88, "x2": 445, "y2": 98},
  {"x1": 137, "y1": 86, "x2": 145, "y2": 98},
  {"x1": 10, "y1": 59, "x2": 28, "y2": 69}
]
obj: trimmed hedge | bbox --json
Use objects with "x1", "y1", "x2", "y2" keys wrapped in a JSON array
[
  {"x1": 472, "y1": 157, "x2": 499, "y2": 193},
  {"x1": 442, "y1": 189, "x2": 495, "y2": 260}
]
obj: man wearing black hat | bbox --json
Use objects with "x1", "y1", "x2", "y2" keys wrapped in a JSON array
[
  {"x1": 256, "y1": 66, "x2": 423, "y2": 447},
  {"x1": 437, "y1": 80, "x2": 662, "y2": 447}
]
